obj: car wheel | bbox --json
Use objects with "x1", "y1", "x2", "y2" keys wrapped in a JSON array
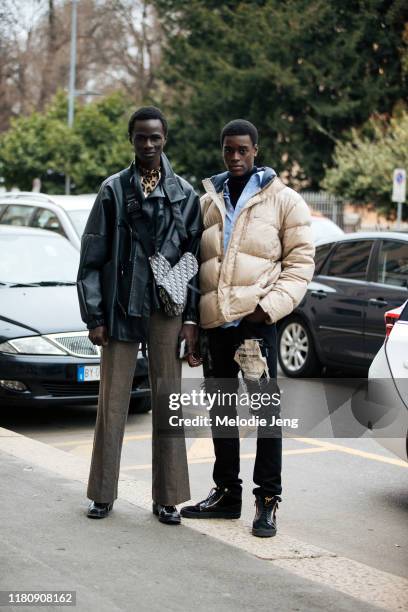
[
  {"x1": 278, "y1": 316, "x2": 320, "y2": 377},
  {"x1": 129, "y1": 377, "x2": 151, "y2": 414}
]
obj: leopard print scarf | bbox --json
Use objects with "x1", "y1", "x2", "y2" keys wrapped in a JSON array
[{"x1": 139, "y1": 166, "x2": 161, "y2": 197}]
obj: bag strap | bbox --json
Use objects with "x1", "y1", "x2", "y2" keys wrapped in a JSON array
[
  {"x1": 119, "y1": 167, "x2": 155, "y2": 258},
  {"x1": 170, "y1": 201, "x2": 188, "y2": 242},
  {"x1": 119, "y1": 166, "x2": 189, "y2": 256}
]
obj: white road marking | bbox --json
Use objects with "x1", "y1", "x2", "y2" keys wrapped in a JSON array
[
  {"x1": 296, "y1": 437, "x2": 408, "y2": 468},
  {"x1": 122, "y1": 446, "x2": 331, "y2": 471}
]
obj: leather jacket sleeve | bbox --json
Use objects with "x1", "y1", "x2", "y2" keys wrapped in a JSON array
[
  {"x1": 182, "y1": 187, "x2": 203, "y2": 324},
  {"x1": 76, "y1": 182, "x2": 114, "y2": 329}
]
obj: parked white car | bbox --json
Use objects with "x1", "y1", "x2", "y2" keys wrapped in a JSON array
[
  {"x1": 0, "y1": 195, "x2": 343, "y2": 249},
  {"x1": 310, "y1": 215, "x2": 344, "y2": 243},
  {"x1": 0, "y1": 192, "x2": 96, "y2": 250},
  {"x1": 368, "y1": 301, "x2": 408, "y2": 462}
]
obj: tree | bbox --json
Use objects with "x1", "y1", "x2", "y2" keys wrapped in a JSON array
[
  {"x1": 92, "y1": 0, "x2": 162, "y2": 100},
  {"x1": 322, "y1": 108, "x2": 408, "y2": 215},
  {"x1": 71, "y1": 92, "x2": 133, "y2": 191},
  {"x1": 0, "y1": 0, "x2": 161, "y2": 132},
  {"x1": 0, "y1": 91, "x2": 133, "y2": 193},
  {"x1": 154, "y1": 0, "x2": 408, "y2": 189}
]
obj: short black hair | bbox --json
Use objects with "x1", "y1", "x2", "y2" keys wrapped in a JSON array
[
  {"x1": 128, "y1": 106, "x2": 168, "y2": 141},
  {"x1": 220, "y1": 119, "x2": 258, "y2": 146}
]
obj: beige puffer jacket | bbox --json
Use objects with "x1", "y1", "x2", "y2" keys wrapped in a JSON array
[{"x1": 199, "y1": 173, "x2": 315, "y2": 328}]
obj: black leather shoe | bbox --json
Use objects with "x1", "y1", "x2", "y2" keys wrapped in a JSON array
[
  {"x1": 152, "y1": 502, "x2": 181, "y2": 525},
  {"x1": 252, "y1": 495, "x2": 281, "y2": 537},
  {"x1": 87, "y1": 501, "x2": 113, "y2": 519},
  {"x1": 181, "y1": 487, "x2": 241, "y2": 519}
]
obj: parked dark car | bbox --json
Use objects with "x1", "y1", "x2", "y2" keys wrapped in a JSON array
[
  {"x1": 0, "y1": 225, "x2": 150, "y2": 411},
  {"x1": 277, "y1": 232, "x2": 408, "y2": 377}
]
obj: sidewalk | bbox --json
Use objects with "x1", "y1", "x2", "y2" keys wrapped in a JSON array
[{"x1": 0, "y1": 427, "x2": 405, "y2": 612}]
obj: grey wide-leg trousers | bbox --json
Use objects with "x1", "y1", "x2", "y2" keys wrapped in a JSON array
[{"x1": 87, "y1": 312, "x2": 190, "y2": 505}]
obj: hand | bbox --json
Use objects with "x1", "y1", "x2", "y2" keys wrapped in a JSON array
[
  {"x1": 179, "y1": 323, "x2": 198, "y2": 354},
  {"x1": 244, "y1": 305, "x2": 268, "y2": 323},
  {"x1": 89, "y1": 325, "x2": 109, "y2": 346},
  {"x1": 179, "y1": 324, "x2": 202, "y2": 367},
  {"x1": 186, "y1": 352, "x2": 203, "y2": 367}
]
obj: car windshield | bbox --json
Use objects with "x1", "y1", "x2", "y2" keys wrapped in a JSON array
[
  {"x1": 68, "y1": 209, "x2": 92, "y2": 237},
  {"x1": 0, "y1": 233, "x2": 79, "y2": 285},
  {"x1": 311, "y1": 218, "x2": 344, "y2": 242}
]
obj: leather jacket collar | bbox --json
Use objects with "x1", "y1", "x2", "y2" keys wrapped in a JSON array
[{"x1": 130, "y1": 153, "x2": 186, "y2": 204}]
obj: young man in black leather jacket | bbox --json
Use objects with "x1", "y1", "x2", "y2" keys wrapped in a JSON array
[{"x1": 77, "y1": 107, "x2": 202, "y2": 525}]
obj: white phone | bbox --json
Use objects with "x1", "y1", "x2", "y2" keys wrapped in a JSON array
[{"x1": 178, "y1": 338, "x2": 187, "y2": 359}]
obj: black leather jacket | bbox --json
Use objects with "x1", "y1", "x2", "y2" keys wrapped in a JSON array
[{"x1": 77, "y1": 154, "x2": 202, "y2": 342}]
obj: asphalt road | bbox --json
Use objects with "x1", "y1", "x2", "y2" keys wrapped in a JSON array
[{"x1": 2, "y1": 400, "x2": 407, "y2": 585}]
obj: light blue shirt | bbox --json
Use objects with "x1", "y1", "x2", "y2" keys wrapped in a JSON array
[{"x1": 221, "y1": 170, "x2": 265, "y2": 328}]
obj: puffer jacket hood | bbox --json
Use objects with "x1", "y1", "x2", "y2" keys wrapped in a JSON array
[{"x1": 208, "y1": 166, "x2": 277, "y2": 193}]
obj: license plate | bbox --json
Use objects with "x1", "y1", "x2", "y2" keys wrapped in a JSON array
[{"x1": 77, "y1": 365, "x2": 100, "y2": 382}]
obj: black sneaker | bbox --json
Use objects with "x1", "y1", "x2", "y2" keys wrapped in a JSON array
[
  {"x1": 181, "y1": 487, "x2": 241, "y2": 519},
  {"x1": 252, "y1": 495, "x2": 281, "y2": 537}
]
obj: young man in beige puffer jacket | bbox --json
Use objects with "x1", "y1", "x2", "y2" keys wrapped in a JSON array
[{"x1": 181, "y1": 119, "x2": 315, "y2": 537}]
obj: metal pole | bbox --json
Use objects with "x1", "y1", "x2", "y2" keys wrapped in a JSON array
[
  {"x1": 397, "y1": 201, "x2": 402, "y2": 230},
  {"x1": 65, "y1": 0, "x2": 78, "y2": 195}
]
